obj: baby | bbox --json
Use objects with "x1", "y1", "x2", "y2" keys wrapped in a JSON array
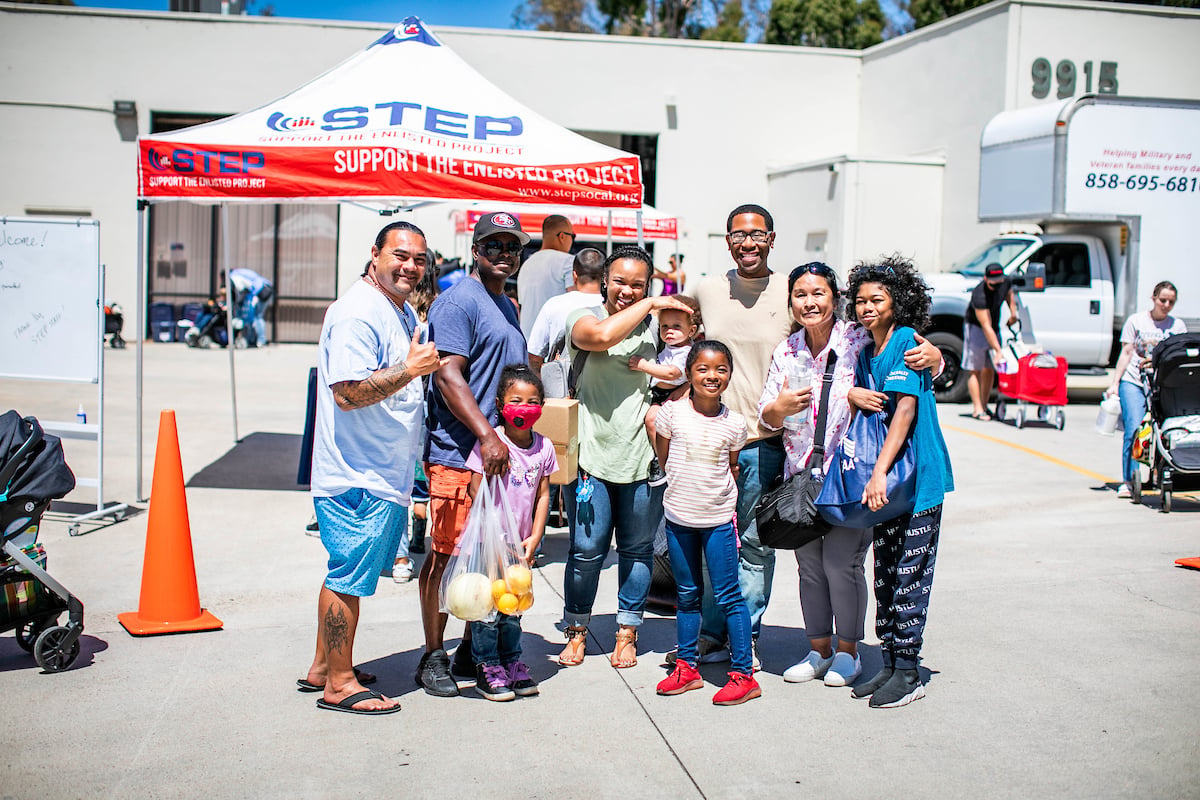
[{"x1": 629, "y1": 295, "x2": 701, "y2": 487}]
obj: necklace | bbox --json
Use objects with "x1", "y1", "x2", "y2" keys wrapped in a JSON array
[{"x1": 364, "y1": 273, "x2": 414, "y2": 339}]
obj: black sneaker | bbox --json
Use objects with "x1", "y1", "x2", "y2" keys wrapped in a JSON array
[
  {"x1": 506, "y1": 660, "x2": 540, "y2": 697},
  {"x1": 408, "y1": 516, "x2": 426, "y2": 554},
  {"x1": 415, "y1": 649, "x2": 460, "y2": 697},
  {"x1": 851, "y1": 666, "x2": 894, "y2": 700},
  {"x1": 305, "y1": 515, "x2": 320, "y2": 537},
  {"x1": 868, "y1": 668, "x2": 925, "y2": 708},
  {"x1": 450, "y1": 644, "x2": 476, "y2": 678},
  {"x1": 476, "y1": 663, "x2": 516, "y2": 702},
  {"x1": 647, "y1": 457, "x2": 667, "y2": 488}
]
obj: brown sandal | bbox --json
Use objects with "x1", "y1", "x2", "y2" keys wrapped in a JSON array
[
  {"x1": 610, "y1": 627, "x2": 638, "y2": 669},
  {"x1": 557, "y1": 626, "x2": 587, "y2": 666}
]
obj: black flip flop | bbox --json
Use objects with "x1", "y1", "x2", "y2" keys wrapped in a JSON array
[
  {"x1": 297, "y1": 667, "x2": 377, "y2": 693},
  {"x1": 316, "y1": 689, "x2": 401, "y2": 715}
]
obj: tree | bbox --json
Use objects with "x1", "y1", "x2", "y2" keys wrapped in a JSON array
[
  {"x1": 512, "y1": 0, "x2": 597, "y2": 32},
  {"x1": 904, "y1": 0, "x2": 984, "y2": 30},
  {"x1": 700, "y1": 0, "x2": 749, "y2": 41},
  {"x1": 765, "y1": 0, "x2": 884, "y2": 48}
]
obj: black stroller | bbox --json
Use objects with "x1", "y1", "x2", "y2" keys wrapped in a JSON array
[
  {"x1": 1131, "y1": 333, "x2": 1200, "y2": 513},
  {"x1": 0, "y1": 411, "x2": 85, "y2": 671},
  {"x1": 104, "y1": 301, "x2": 126, "y2": 349}
]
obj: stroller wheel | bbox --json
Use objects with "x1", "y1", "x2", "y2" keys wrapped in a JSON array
[
  {"x1": 111, "y1": 334, "x2": 126, "y2": 350},
  {"x1": 995, "y1": 400, "x2": 1006, "y2": 421},
  {"x1": 1131, "y1": 469, "x2": 1142, "y2": 504},
  {"x1": 16, "y1": 620, "x2": 44, "y2": 653},
  {"x1": 34, "y1": 625, "x2": 80, "y2": 673},
  {"x1": 1162, "y1": 491, "x2": 1172, "y2": 514}
]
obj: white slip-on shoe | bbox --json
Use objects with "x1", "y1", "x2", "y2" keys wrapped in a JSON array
[
  {"x1": 783, "y1": 650, "x2": 834, "y2": 683},
  {"x1": 823, "y1": 652, "x2": 862, "y2": 687}
]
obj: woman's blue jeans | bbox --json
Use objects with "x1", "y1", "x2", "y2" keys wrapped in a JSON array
[
  {"x1": 1119, "y1": 379, "x2": 1147, "y2": 484},
  {"x1": 562, "y1": 474, "x2": 664, "y2": 628},
  {"x1": 666, "y1": 519, "x2": 753, "y2": 675}
]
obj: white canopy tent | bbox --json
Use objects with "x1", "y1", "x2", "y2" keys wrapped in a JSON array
[{"x1": 133, "y1": 16, "x2": 646, "y2": 498}]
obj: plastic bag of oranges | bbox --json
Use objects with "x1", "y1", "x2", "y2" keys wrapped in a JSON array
[{"x1": 439, "y1": 474, "x2": 534, "y2": 621}]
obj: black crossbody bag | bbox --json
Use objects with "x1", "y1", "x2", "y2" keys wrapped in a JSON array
[{"x1": 755, "y1": 350, "x2": 838, "y2": 550}]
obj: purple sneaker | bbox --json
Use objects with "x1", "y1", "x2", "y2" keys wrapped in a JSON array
[
  {"x1": 506, "y1": 660, "x2": 540, "y2": 697},
  {"x1": 475, "y1": 663, "x2": 515, "y2": 702}
]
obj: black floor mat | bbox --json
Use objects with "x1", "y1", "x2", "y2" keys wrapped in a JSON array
[{"x1": 186, "y1": 432, "x2": 307, "y2": 491}]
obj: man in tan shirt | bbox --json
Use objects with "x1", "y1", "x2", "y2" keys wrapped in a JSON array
[{"x1": 692, "y1": 204, "x2": 792, "y2": 668}]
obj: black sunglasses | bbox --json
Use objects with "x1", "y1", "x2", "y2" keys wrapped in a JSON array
[
  {"x1": 479, "y1": 239, "x2": 523, "y2": 258},
  {"x1": 789, "y1": 262, "x2": 836, "y2": 282}
]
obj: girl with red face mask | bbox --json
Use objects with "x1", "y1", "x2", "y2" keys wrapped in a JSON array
[{"x1": 463, "y1": 364, "x2": 558, "y2": 701}]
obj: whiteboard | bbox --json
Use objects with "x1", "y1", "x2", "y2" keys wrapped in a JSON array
[{"x1": 0, "y1": 216, "x2": 101, "y2": 383}]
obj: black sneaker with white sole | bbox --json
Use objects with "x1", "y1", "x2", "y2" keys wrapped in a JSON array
[
  {"x1": 647, "y1": 457, "x2": 667, "y2": 487},
  {"x1": 868, "y1": 667, "x2": 925, "y2": 708},
  {"x1": 851, "y1": 666, "x2": 894, "y2": 700},
  {"x1": 450, "y1": 644, "x2": 476, "y2": 678}
]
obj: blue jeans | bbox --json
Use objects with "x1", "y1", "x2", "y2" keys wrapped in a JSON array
[
  {"x1": 471, "y1": 614, "x2": 522, "y2": 667},
  {"x1": 700, "y1": 438, "x2": 785, "y2": 642},
  {"x1": 666, "y1": 519, "x2": 753, "y2": 675},
  {"x1": 1118, "y1": 379, "x2": 1146, "y2": 484},
  {"x1": 562, "y1": 474, "x2": 664, "y2": 628}
]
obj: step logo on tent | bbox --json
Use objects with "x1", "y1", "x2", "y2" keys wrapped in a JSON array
[
  {"x1": 375, "y1": 16, "x2": 440, "y2": 48},
  {"x1": 266, "y1": 114, "x2": 316, "y2": 132}
]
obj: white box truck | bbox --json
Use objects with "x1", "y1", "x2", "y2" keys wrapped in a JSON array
[{"x1": 924, "y1": 95, "x2": 1200, "y2": 402}]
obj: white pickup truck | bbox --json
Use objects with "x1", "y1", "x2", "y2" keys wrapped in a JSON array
[{"x1": 925, "y1": 95, "x2": 1200, "y2": 402}]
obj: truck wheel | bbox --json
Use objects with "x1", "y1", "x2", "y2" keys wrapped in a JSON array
[{"x1": 927, "y1": 332, "x2": 969, "y2": 404}]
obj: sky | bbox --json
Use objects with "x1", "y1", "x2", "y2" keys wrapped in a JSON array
[{"x1": 74, "y1": 1, "x2": 518, "y2": 29}]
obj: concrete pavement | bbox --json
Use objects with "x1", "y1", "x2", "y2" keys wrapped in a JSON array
[{"x1": 1, "y1": 342, "x2": 1197, "y2": 799}]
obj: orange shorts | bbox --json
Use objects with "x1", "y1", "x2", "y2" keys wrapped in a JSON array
[{"x1": 427, "y1": 464, "x2": 474, "y2": 555}]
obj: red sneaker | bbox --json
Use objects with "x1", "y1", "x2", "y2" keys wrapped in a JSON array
[
  {"x1": 712, "y1": 671, "x2": 762, "y2": 706},
  {"x1": 656, "y1": 660, "x2": 704, "y2": 696}
]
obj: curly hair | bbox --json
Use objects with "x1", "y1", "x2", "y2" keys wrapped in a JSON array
[{"x1": 847, "y1": 254, "x2": 932, "y2": 333}]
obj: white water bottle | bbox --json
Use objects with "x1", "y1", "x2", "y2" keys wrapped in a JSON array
[
  {"x1": 782, "y1": 352, "x2": 813, "y2": 431},
  {"x1": 1095, "y1": 393, "x2": 1121, "y2": 436},
  {"x1": 76, "y1": 404, "x2": 87, "y2": 425}
]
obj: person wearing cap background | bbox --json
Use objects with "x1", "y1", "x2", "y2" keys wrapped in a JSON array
[
  {"x1": 416, "y1": 211, "x2": 530, "y2": 698},
  {"x1": 963, "y1": 262, "x2": 1019, "y2": 420}
]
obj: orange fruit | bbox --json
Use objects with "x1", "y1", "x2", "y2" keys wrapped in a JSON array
[
  {"x1": 491, "y1": 579, "x2": 508, "y2": 601},
  {"x1": 506, "y1": 564, "x2": 533, "y2": 595},
  {"x1": 496, "y1": 592, "x2": 520, "y2": 615},
  {"x1": 517, "y1": 592, "x2": 534, "y2": 612}
]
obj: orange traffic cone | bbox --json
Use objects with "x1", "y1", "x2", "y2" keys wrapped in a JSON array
[
  {"x1": 118, "y1": 410, "x2": 222, "y2": 636},
  {"x1": 1176, "y1": 557, "x2": 1200, "y2": 571}
]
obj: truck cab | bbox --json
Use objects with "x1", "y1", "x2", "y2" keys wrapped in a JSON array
[{"x1": 925, "y1": 231, "x2": 1115, "y2": 401}]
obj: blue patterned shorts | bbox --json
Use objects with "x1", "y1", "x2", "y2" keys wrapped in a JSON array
[{"x1": 315, "y1": 488, "x2": 407, "y2": 597}]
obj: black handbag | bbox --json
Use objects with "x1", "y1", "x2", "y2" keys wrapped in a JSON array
[{"x1": 755, "y1": 350, "x2": 838, "y2": 550}]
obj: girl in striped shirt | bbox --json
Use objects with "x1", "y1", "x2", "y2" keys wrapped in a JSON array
[{"x1": 654, "y1": 340, "x2": 760, "y2": 706}]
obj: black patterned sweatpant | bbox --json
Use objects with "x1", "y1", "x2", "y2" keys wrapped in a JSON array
[{"x1": 873, "y1": 504, "x2": 941, "y2": 670}]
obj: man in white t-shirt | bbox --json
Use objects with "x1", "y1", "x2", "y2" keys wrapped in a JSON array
[
  {"x1": 527, "y1": 247, "x2": 605, "y2": 374},
  {"x1": 302, "y1": 221, "x2": 444, "y2": 715},
  {"x1": 517, "y1": 214, "x2": 577, "y2": 339}
]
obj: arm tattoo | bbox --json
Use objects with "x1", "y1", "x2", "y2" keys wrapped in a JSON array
[
  {"x1": 333, "y1": 364, "x2": 414, "y2": 410},
  {"x1": 323, "y1": 604, "x2": 349, "y2": 654}
]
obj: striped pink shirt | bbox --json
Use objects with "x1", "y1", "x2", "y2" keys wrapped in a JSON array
[{"x1": 657, "y1": 398, "x2": 748, "y2": 527}]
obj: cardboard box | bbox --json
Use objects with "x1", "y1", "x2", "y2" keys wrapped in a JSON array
[
  {"x1": 549, "y1": 440, "x2": 579, "y2": 486},
  {"x1": 533, "y1": 398, "x2": 578, "y2": 447}
]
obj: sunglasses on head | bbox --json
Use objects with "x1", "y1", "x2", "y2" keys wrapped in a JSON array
[
  {"x1": 789, "y1": 262, "x2": 836, "y2": 282},
  {"x1": 479, "y1": 239, "x2": 523, "y2": 258}
]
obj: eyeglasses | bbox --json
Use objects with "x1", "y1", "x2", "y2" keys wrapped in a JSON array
[
  {"x1": 479, "y1": 239, "x2": 523, "y2": 258},
  {"x1": 789, "y1": 262, "x2": 836, "y2": 282},
  {"x1": 728, "y1": 230, "x2": 771, "y2": 245}
]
